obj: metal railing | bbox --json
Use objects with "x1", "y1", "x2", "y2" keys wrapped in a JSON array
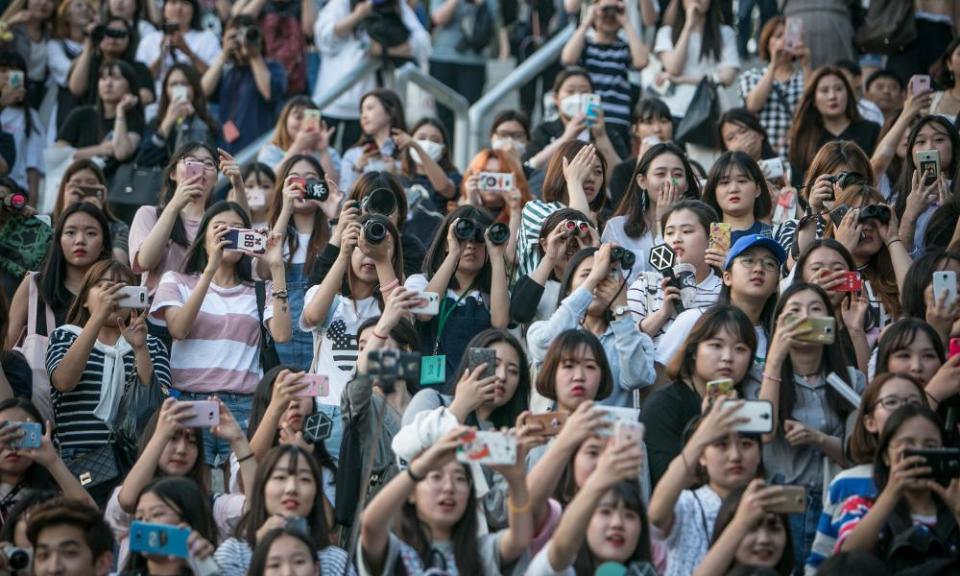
[
  {"x1": 393, "y1": 62, "x2": 471, "y2": 170},
  {"x1": 467, "y1": 23, "x2": 575, "y2": 161}
]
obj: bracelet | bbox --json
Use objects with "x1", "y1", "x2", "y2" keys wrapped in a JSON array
[
  {"x1": 236, "y1": 452, "x2": 254, "y2": 463},
  {"x1": 763, "y1": 373, "x2": 782, "y2": 383},
  {"x1": 927, "y1": 390, "x2": 942, "y2": 404},
  {"x1": 273, "y1": 289, "x2": 288, "y2": 300},
  {"x1": 507, "y1": 497, "x2": 531, "y2": 514},
  {"x1": 380, "y1": 279, "x2": 399, "y2": 293},
  {"x1": 372, "y1": 330, "x2": 388, "y2": 340},
  {"x1": 886, "y1": 238, "x2": 902, "y2": 247},
  {"x1": 406, "y1": 467, "x2": 425, "y2": 483}
]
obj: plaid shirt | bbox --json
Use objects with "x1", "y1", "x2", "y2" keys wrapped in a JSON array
[{"x1": 738, "y1": 67, "x2": 805, "y2": 160}]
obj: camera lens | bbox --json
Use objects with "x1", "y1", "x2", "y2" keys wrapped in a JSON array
[
  {"x1": 363, "y1": 188, "x2": 397, "y2": 216},
  {"x1": 487, "y1": 222, "x2": 510, "y2": 245},
  {"x1": 9, "y1": 192, "x2": 26, "y2": 210},
  {"x1": 4, "y1": 546, "x2": 29, "y2": 571},
  {"x1": 454, "y1": 218, "x2": 477, "y2": 241},
  {"x1": 363, "y1": 216, "x2": 388, "y2": 244},
  {"x1": 243, "y1": 26, "x2": 260, "y2": 44}
]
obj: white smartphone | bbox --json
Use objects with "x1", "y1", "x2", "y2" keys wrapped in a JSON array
[
  {"x1": 117, "y1": 286, "x2": 148, "y2": 309},
  {"x1": 759, "y1": 157, "x2": 785, "y2": 182},
  {"x1": 456, "y1": 430, "x2": 517, "y2": 466},
  {"x1": 179, "y1": 401, "x2": 220, "y2": 428},
  {"x1": 615, "y1": 420, "x2": 645, "y2": 447},
  {"x1": 933, "y1": 271, "x2": 958, "y2": 308},
  {"x1": 409, "y1": 291, "x2": 440, "y2": 315},
  {"x1": 224, "y1": 228, "x2": 267, "y2": 254},
  {"x1": 721, "y1": 400, "x2": 774, "y2": 434},
  {"x1": 910, "y1": 74, "x2": 931, "y2": 96},
  {"x1": 171, "y1": 85, "x2": 188, "y2": 103},
  {"x1": 595, "y1": 406, "x2": 640, "y2": 438}
]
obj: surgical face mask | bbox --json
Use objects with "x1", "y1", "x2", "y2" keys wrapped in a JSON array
[
  {"x1": 559, "y1": 94, "x2": 583, "y2": 118},
  {"x1": 245, "y1": 186, "x2": 267, "y2": 211},
  {"x1": 410, "y1": 139, "x2": 445, "y2": 164},
  {"x1": 491, "y1": 136, "x2": 527, "y2": 157}
]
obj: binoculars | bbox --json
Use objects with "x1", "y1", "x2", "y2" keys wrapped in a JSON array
[{"x1": 453, "y1": 219, "x2": 510, "y2": 246}]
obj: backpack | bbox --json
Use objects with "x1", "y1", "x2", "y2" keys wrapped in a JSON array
[
  {"x1": 854, "y1": 0, "x2": 916, "y2": 55},
  {"x1": 457, "y1": 0, "x2": 495, "y2": 53},
  {"x1": 261, "y1": 11, "x2": 307, "y2": 95}
]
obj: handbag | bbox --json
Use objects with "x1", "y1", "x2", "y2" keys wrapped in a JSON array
[
  {"x1": 64, "y1": 443, "x2": 121, "y2": 490},
  {"x1": 255, "y1": 282, "x2": 281, "y2": 372},
  {"x1": 675, "y1": 78, "x2": 719, "y2": 149},
  {"x1": 13, "y1": 273, "x2": 55, "y2": 423},
  {"x1": 855, "y1": 0, "x2": 915, "y2": 55},
  {"x1": 114, "y1": 376, "x2": 165, "y2": 468},
  {"x1": 108, "y1": 162, "x2": 165, "y2": 216}
]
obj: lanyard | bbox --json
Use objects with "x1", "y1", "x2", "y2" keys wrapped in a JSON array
[{"x1": 433, "y1": 284, "x2": 475, "y2": 355}]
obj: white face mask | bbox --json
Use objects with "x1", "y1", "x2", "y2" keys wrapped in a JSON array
[
  {"x1": 491, "y1": 136, "x2": 527, "y2": 157},
  {"x1": 245, "y1": 187, "x2": 267, "y2": 211},
  {"x1": 559, "y1": 94, "x2": 583, "y2": 118},
  {"x1": 410, "y1": 139, "x2": 445, "y2": 164}
]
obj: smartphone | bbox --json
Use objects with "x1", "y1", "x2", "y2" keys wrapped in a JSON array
[
  {"x1": 117, "y1": 286, "x2": 148, "y2": 309},
  {"x1": 184, "y1": 161, "x2": 204, "y2": 182},
  {"x1": 171, "y1": 85, "x2": 188, "y2": 103},
  {"x1": 917, "y1": 149, "x2": 941, "y2": 185},
  {"x1": 518, "y1": 412, "x2": 568, "y2": 437},
  {"x1": 303, "y1": 411, "x2": 333, "y2": 444},
  {"x1": 366, "y1": 349, "x2": 421, "y2": 381},
  {"x1": 285, "y1": 516, "x2": 309, "y2": 535},
  {"x1": 910, "y1": 74, "x2": 931, "y2": 96},
  {"x1": 582, "y1": 94, "x2": 601, "y2": 125},
  {"x1": 795, "y1": 317, "x2": 836, "y2": 345},
  {"x1": 783, "y1": 17, "x2": 803, "y2": 53},
  {"x1": 7, "y1": 70, "x2": 23, "y2": 89},
  {"x1": 759, "y1": 158, "x2": 785, "y2": 182},
  {"x1": 296, "y1": 374, "x2": 329, "y2": 398},
  {"x1": 595, "y1": 406, "x2": 640, "y2": 438},
  {"x1": 302, "y1": 109, "x2": 321, "y2": 132},
  {"x1": 129, "y1": 522, "x2": 190, "y2": 558},
  {"x1": 767, "y1": 485, "x2": 806, "y2": 514},
  {"x1": 224, "y1": 228, "x2": 267, "y2": 254},
  {"x1": 476, "y1": 172, "x2": 515, "y2": 193},
  {"x1": 456, "y1": 430, "x2": 517, "y2": 466},
  {"x1": 902, "y1": 447, "x2": 960, "y2": 487},
  {"x1": 409, "y1": 291, "x2": 440, "y2": 315},
  {"x1": 709, "y1": 222, "x2": 732, "y2": 253},
  {"x1": 6, "y1": 421, "x2": 42, "y2": 450},
  {"x1": 949, "y1": 338, "x2": 960, "y2": 359},
  {"x1": 467, "y1": 348, "x2": 496, "y2": 380},
  {"x1": 932, "y1": 270, "x2": 958, "y2": 308},
  {"x1": 179, "y1": 401, "x2": 219, "y2": 428},
  {"x1": 721, "y1": 400, "x2": 774, "y2": 434},
  {"x1": 706, "y1": 378, "x2": 735, "y2": 400},
  {"x1": 835, "y1": 271, "x2": 863, "y2": 292},
  {"x1": 614, "y1": 420, "x2": 645, "y2": 447}
]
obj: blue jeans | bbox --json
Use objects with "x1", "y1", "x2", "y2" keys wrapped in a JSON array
[
  {"x1": 737, "y1": 0, "x2": 778, "y2": 59},
  {"x1": 787, "y1": 488, "x2": 822, "y2": 575},
  {"x1": 316, "y1": 402, "x2": 344, "y2": 462},
  {"x1": 178, "y1": 391, "x2": 252, "y2": 467},
  {"x1": 275, "y1": 263, "x2": 313, "y2": 372}
]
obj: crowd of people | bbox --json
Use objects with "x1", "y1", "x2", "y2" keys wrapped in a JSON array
[{"x1": 1, "y1": 0, "x2": 960, "y2": 575}]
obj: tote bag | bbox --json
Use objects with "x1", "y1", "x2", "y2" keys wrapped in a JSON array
[
  {"x1": 675, "y1": 78, "x2": 720, "y2": 149},
  {"x1": 13, "y1": 273, "x2": 55, "y2": 423}
]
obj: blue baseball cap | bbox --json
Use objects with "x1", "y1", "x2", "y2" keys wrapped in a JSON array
[{"x1": 724, "y1": 234, "x2": 787, "y2": 270}]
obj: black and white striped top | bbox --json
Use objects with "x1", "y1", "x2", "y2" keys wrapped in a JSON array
[
  {"x1": 580, "y1": 39, "x2": 634, "y2": 129},
  {"x1": 46, "y1": 328, "x2": 171, "y2": 454}
]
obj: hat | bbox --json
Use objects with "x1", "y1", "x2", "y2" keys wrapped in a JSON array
[{"x1": 724, "y1": 234, "x2": 787, "y2": 270}]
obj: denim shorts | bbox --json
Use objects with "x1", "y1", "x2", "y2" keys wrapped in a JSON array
[{"x1": 177, "y1": 391, "x2": 253, "y2": 467}]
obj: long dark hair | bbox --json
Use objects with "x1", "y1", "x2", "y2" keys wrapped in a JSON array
[
  {"x1": 39, "y1": 203, "x2": 112, "y2": 312},
  {"x1": 422, "y1": 205, "x2": 494, "y2": 292},
  {"x1": 0, "y1": 399, "x2": 55, "y2": 489},
  {"x1": 237, "y1": 445, "x2": 330, "y2": 549},
  {"x1": 139, "y1": 407, "x2": 211, "y2": 492},
  {"x1": 155, "y1": 63, "x2": 218, "y2": 137},
  {"x1": 157, "y1": 142, "x2": 219, "y2": 248},
  {"x1": 180, "y1": 201, "x2": 255, "y2": 282},
  {"x1": 671, "y1": 0, "x2": 724, "y2": 61},
  {"x1": 718, "y1": 108, "x2": 778, "y2": 159},
  {"x1": 355, "y1": 88, "x2": 407, "y2": 146},
  {"x1": 356, "y1": 316, "x2": 421, "y2": 397},
  {"x1": 401, "y1": 117, "x2": 456, "y2": 176},
  {"x1": 247, "y1": 528, "x2": 319, "y2": 576},
  {"x1": 788, "y1": 67, "x2": 863, "y2": 176},
  {"x1": 771, "y1": 283, "x2": 855, "y2": 424},
  {"x1": 901, "y1": 250, "x2": 960, "y2": 320},
  {"x1": 873, "y1": 405, "x2": 943, "y2": 492},
  {"x1": 666, "y1": 304, "x2": 757, "y2": 384},
  {"x1": 572, "y1": 479, "x2": 653, "y2": 575},
  {"x1": 712, "y1": 486, "x2": 794, "y2": 576},
  {"x1": 267, "y1": 154, "x2": 329, "y2": 273},
  {"x1": 94, "y1": 60, "x2": 143, "y2": 141},
  {"x1": 701, "y1": 151, "x2": 773, "y2": 222},
  {"x1": 876, "y1": 318, "x2": 946, "y2": 375},
  {"x1": 893, "y1": 115, "x2": 960, "y2": 216},
  {"x1": 449, "y1": 329, "x2": 530, "y2": 429},
  {"x1": 615, "y1": 142, "x2": 701, "y2": 238},
  {"x1": 541, "y1": 140, "x2": 607, "y2": 213},
  {"x1": 931, "y1": 37, "x2": 960, "y2": 89},
  {"x1": 0, "y1": 51, "x2": 36, "y2": 137}
]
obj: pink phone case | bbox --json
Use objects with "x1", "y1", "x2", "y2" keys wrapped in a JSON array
[
  {"x1": 297, "y1": 375, "x2": 329, "y2": 397},
  {"x1": 180, "y1": 401, "x2": 219, "y2": 427}
]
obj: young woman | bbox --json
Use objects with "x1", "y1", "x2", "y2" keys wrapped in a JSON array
[
  {"x1": 395, "y1": 117, "x2": 459, "y2": 212},
  {"x1": 460, "y1": 148, "x2": 531, "y2": 264},
  {"x1": 55, "y1": 60, "x2": 144, "y2": 173},
  {"x1": 0, "y1": 398, "x2": 95, "y2": 532},
  {"x1": 6, "y1": 202, "x2": 111, "y2": 351},
  {"x1": 238, "y1": 162, "x2": 276, "y2": 230},
  {"x1": 489, "y1": 109, "x2": 532, "y2": 172},
  {"x1": 66, "y1": 16, "x2": 154, "y2": 110},
  {"x1": 608, "y1": 97, "x2": 674, "y2": 207},
  {"x1": 52, "y1": 159, "x2": 129, "y2": 262},
  {"x1": 107, "y1": 398, "x2": 251, "y2": 570},
  {"x1": 150, "y1": 201, "x2": 290, "y2": 465},
  {"x1": 628, "y1": 200, "x2": 724, "y2": 342},
  {"x1": 870, "y1": 87, "x2": 933, "y2": 200},
  {"x1": 0, "y1": 0, "x2": 57, "y2": 111},
  {"x1": 605, "y1": 142, "x2": 701, "y2": 281},
  {"x1": 215, "y1": 445, "x2": 353, "y2": 576},
  {"x1": 701, "y1": 151, "x2": 774, "y2": 242},
  {"x1": 267, "y1": 155, "x2": 340, "y2": 372},
  {"x1": 654, "y1": 0, "x2": 740, "y2": 120},
  {"x1": 788, "y1": 66, "x2": 881, "y2": 186},
  {"x1": 104, "y1": 0, "x2": 159, "y2": 43},
  {"x1": 805, "y1": 372, "x2": 927, "y2": 572},
  {"x1": 136, "y1": 64, "x2": 218, "y2": 168},
  {"x1": 406, "y1": 205, "x2": 509, "y2": 384},
  {"x1": 127, "y1": 477, "x2": 218, "y2": 576},
  {"x1": 0, "y1": 52, "x2": 43, "y2": 201},
  {"x1": 738, "y1": 16, "x2": 810, "y2": 158},
  {"x1": 718, "y1": 108, "x2": 779, "y2": 163},
  {"x1": 528, "y1": 244, "x2": 656, "y2": 407},
  {"x1": 648, "y1": 398, "x2": 763, "y2": 576},
  {"x1": 129, "y1": 142, "x2": 217, "y2": 294},
  {"x1": 642, "y1": 305, "x2": 756, "y2": 486},
  {"x1": 518, "y1": 141, "x2": 607, "y2": 276},
  {"x1": 930, "y1": 38, "x2": 960, "y2": 118},
  {"x1": 257, "y1": 96, "x2": 340, "y2": 183},
  {"x1": 338, "y1": 89, "x2": 406, "y2": 194},
  {"x1": 900, "y1": 249, "x2": 960, "y2": 345},
  {"x1": 524, "y1": 68, "x2": 621, "y2": 171},
  {"x1": 246, "y1": 527, "x2": 323, "y2": 576},
  {"x1": 894, "y1": 115, "x2": 960, "y2": 258},
  {"x1": 358, "y1": 426, "x2": 532, "y2": 575},
  {"x1": 46, "y1": 0, "x2": 96, "y2": 123},
  {"x1": 695, "y1": 479, "x2": 794, "y2": 576},
  {"x1": 755, "y1": 282, "x2": 862, "y2": 568},
  {"x1": 838, "y1": 406, "x2": 960, "y2": 572},
  {"x1": 45, "y1": 261, "x2": 170, "y2": 485},
  {"x1": 534, "y1": 329, "x2": 614, "y2": 417},
  {"x1": 134, "y1": 0, "x2": 221, "y2": 95}
]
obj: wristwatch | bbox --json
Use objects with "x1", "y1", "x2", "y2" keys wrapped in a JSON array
[{"x1": 613, "y1": 305, "x2": 630, "y2": 319}]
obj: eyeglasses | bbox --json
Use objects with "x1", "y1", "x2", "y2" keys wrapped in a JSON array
[
  {"x1": 873, "y1": 394, "x2": 923, "y2": 411},
  {"x1": 735, "y1": 255, "x2": 779, "y2": 272}
]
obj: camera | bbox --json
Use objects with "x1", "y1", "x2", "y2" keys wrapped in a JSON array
[
  {"x1": 1, "y1": 189, "x2": 26, "y2": 213},
  {"x1": 611, "y1": 246, "x2": 636, "y2": 269},
  {"x1": 238, "y1": 26, "x2": 260, "y2": 45},
  {"x1": 858, "y1": 204, "x2": 891, "y2": 224},
  {"x1": 303, "y1": 178, "x2": 328, "y2": 202},
  {"x1": 487, "y1": 222, "x2": 510, "y2": 246},
  {"x1": 363, "y1": 215, "x2": 390, "y2": 244},
  {"x1": 454, "y1": 218, "x2": 485, "y2": 243},
  {"x1": 362, "y1": 188, "x2": 397, "y2": 216},
  {"x1": 163, "y1": 22, "x2": 179, "y2": 35},
  {"x1": 2, "y1": 544, "x2": 31, "y2": 571}
]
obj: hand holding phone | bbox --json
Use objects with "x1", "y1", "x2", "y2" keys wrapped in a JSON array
[
  {"x1": 932, "y1": 270, "x2": 958, "y2": 308},
  {"x1": 467, "y1": 348, "x2": 496, "y2": 380},
  {"x1": 721, "y1": 400, "x2": 774, "y2": 434},
  {"x1": 409, "y1": 291, "x2": 440, "y2": 315},
  {"x1": 709, "y1": 223, "x2": 731, "y2": 253},
  {"x1": 456, "y1": 430, "x2": 518, "y2": 465},
  {"x1": 518, "y1": 412, "x2": 568, "y2": 438},
  {"x1": 129, "y1": 522, "x2": 191, "y2": 558},
  {"x1": 179, "y1": 401, "x2": 219, "y2": 428},
  {"x1": 296, "y1": 374, "x2": 329, "y2": 398},
  {"x1": 117, "y1": 286, "x2": 148, "y2": 309}
]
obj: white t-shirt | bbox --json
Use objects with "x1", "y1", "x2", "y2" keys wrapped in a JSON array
[
  {"x1": 654, "y1": 25, "x2": 740, "y2": 117},
  {"x1": 0, "y1": 106, "x2": 44, "y2": 189},
  {"x1": 600, "y1": 215, "x2": 657, "y2": 284},
  {"x1": 135, "y1": 29, "x2": 221, "y2": 117}
]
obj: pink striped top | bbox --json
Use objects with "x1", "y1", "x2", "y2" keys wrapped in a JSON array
[{"x1": 150, "y1": 271, "x2": 273, "y2": 394}]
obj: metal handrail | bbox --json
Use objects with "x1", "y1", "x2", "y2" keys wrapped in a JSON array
[
  {"x1": 393, "y1": 62, "x2": 472, "y2": 170},
  {"x1": 467, "y1": 23, "x2": 575, "y2": 161},
  {"x1": 230, "y1": 57, "x2": 383, "y2": 168}
]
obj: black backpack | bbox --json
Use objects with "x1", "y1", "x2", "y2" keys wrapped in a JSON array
[{"x1": 457, "y1": 1, "x2": 494, "y2": 53}]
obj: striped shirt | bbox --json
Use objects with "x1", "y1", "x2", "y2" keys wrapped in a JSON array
[
  {"x1": 517, "y1": 200, "x2": 564, "y2": 277},
  {"x1": 627, "y1": 270, "x2": 722, "y2": 342},
  {"x1": 46, "y1": 329, "x2": 171, "y2": 453},
  {"x1": 580, "y1": 39, "x2": 633, "y2": 129},
  {"x1": 150, "y1": 272, "x2": 273, "y2": 394},
  {"x1": 805, "y1": 464, "x2": 876, "y2": 574}
]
